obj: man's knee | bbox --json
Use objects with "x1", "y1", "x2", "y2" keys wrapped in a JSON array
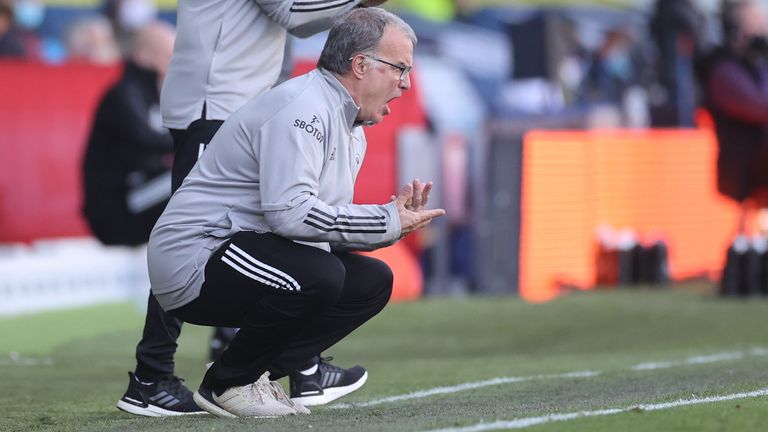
[
  {"x1": 309, "y1": 256, "x2": 346, "y2": 307},
  {"x1": 367, "y1": 258, "x2": 394, "y2": 304}
]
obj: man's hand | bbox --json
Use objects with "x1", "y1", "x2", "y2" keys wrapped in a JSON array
[
  {"x1": 360, "y1": 0, "x2": 389, "y2": 7},
  {"x1": 393, "y1": 180, "x2": 445, "y2": 238}
]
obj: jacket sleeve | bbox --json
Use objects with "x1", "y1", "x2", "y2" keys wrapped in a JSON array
[
  {"x1": 255, "y1": 0, "x2": 362, "y2": 38},
  {"x1": 707, "y1": 60, "x2": 768, "y2": 125},
  {"x1": 329, "y1": 238, "x2": 398, "y2": 252},
  {"x1": 257, "y1": 112, "x2": 401, "y2": 248}
]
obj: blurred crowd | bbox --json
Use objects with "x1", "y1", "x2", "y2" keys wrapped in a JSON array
[
  {"x1": 0, "y1": 0, "x2": 164, "y2": 64},
  {"x1": 0, "y1": 0, "x2": 763, "y2": 130}
]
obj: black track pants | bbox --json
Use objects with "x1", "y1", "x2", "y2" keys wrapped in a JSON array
[
  {"x1": 170, "y1": 231, "x2": 393, "y2": 393},
  {"x1": 135, "y1": 118, "x2": 226, "y2": 379}
]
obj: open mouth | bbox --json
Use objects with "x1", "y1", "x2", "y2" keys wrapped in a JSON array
[{"x1": 383, "y1": 96, "x2": 399, "y2": 115}]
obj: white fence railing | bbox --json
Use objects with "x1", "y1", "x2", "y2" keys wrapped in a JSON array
[{"x1": 0, "y1": 238, "x2": 149, "y2": 317}]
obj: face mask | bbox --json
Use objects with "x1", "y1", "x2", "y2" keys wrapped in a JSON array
[
  {"x1": 117, "y1": 0, "x2": 156, "y2": 32},
  {"x1": 15, "y1": 1, "x2": 45, "y2": 30},
  {"x1": 605, "y1": 50, "x2": 632, "y2": 81}
]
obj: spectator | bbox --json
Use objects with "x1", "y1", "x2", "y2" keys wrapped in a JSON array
[
  {"x1": 104, "y1": 0, "x2": 158, "y2": 58},
  {"x1": 579, "y1": 27, "x2": 638, "y2": 105},
  {"x1": 699, "y1": 0, "x2": 768, "y2": 209},
  {"x1": 82, "y1": 21, "x2": 175, "y2": 247},
  {"x1": 0, "y1": 0, "x2": 25, "y2": 57},
  {"x1": 11, "y1": 0, "x2": 44, "y2": 59},
  {"x1": 649, "y1": 0, "x2": 705, "y2": 126},
  {"x1": 65, "y1": 15, "x2": 121, "y2": 64},
  {"x1": 147, "y1": 7, "x2": 443, "y2": 418}
]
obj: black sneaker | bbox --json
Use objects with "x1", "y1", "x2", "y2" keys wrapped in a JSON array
[
  {"x1": 116, "y1": 372, "x2": 207, "y2": 416},
  {"x1": 289, "y1": 357, "x2": 367, "y2": 406}
]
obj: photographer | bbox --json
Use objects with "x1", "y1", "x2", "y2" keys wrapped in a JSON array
[{"x1": 699, "y1": 0, "x2": 768, "y2": 206}]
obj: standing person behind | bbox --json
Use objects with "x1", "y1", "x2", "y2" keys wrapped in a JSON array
[
  {"x1": 699, "y1": 0, "x2": 768, "y2": 214},
  {"x1": 162, "y1": 0, "x2": 390, "y2": 192},
  {"x1": 118, "y1": 0, "x2": 392, "y2": 418},
  {"x1": 82, "y1": 21, "x2": 175, "y2": 248},
  {"x1": 148, "y1": 7, "x2": 444, "y2": 418},
  {"x1": 84, "y1": 21, "x2": 235, "y2": 417},
  {"x1": 82, "y1": 25, "x2": 209, "y2": 416}
]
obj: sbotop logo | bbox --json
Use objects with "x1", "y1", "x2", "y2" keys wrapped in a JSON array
[{"x1": 294, "y1": 115, "x2": 324, "y2": 143}]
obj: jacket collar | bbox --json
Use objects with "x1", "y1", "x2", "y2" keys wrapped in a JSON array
[{"x1": 318, "y1": 68, "x2": 360, "y2": 130}]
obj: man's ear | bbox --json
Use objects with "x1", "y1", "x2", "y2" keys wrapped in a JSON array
[{"x1": 350, "y1": 55, "x2": 367, "y2": 79}]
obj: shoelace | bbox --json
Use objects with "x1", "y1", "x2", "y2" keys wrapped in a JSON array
[
  {"x1": 244, "y1": 381, "x2": 269, "y2": 404},
  {"x1": 318, "y1": 356, "x2": 341, "y2": 374},
  {"x1": 269, "y1": 380, "x2": 295, "y2": 407},
  {"x1": 242, "y1": 372, "x2": 274, "y2": 404}
]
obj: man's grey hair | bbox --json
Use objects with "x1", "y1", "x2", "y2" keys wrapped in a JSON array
[{"x1": 318, "y1": 7, "x2": 417, "y2": 75}]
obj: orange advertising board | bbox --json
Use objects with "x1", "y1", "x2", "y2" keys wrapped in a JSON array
[{"x1": 519, "y1": 129, "x2": 740, "y2": 302}]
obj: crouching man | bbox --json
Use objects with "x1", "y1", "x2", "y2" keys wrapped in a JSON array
[{"x1": 146, "y1": 7, "x2": 444, "y2": 418}]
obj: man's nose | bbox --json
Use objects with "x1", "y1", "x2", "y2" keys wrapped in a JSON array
[{"x1": 399, "y1": 72, "x2": 411, "y2": 90}]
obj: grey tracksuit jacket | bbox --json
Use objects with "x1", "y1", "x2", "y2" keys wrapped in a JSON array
[{"x1": 148, "y1": 68, "x2": 402, "y2": 311}]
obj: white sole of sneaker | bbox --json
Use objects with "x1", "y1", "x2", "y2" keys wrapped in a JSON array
[
  {"x1": 192, "y1": 391, "x2": 238, "y2": 418},
  {"x1": 291, "y1": 371, "x2": 368, "y2": 406},
  {"x1": 116, "y1": 399, "x2": 207, "y2": 417}
]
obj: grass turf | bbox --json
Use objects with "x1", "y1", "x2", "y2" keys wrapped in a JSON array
[{"x1": 1, "y1": 284, "x2": 767, "y2": 431}]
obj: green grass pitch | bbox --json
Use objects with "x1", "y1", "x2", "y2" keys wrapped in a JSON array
[{"x1": 2, "y1": 284, "x2": 768, "y2": 431}]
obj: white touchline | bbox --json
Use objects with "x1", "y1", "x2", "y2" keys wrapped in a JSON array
[
  {"x1": 329, "y1": 371, "x2": 601, "y2": 409},
  {"x1": 0, "y1": 352, "x2": 54, "y2": 366},
  {"x1": 329, "y1": 347, "x2": 768, "y2": 409},
  {"x1": 630, "y1": 349, "x2": 768, "y2": 371},
  {"x1": 420, "y1": 388, "x2": 768, "y2": 432}
]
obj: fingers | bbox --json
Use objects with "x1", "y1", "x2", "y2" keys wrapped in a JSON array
[
  {"x1": 402, "y1": 179, "x2": 431, "y2": 211},
  {"x1": 411, "y1": 179, "x2": 423, "y2": 211},
  {"x1": 422, "y1": 208, "x2": 445, "y2": 219},
  {"x1": 400, "y1": 207, "x2": 446, "y2": 237},
  {"x1": 394, "y1": 182, "x2": 413, "y2": 208},
  {"x1": 420, "y1": 182, "x2": 433, "y2": 209},
  {"x1": 394, "y1": 181, "x2": 444, "y2": 237},
  {"x1": 411, "y1": 208, "x2": 445, "y2": 229}
]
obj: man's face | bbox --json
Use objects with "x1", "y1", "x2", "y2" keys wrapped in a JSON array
[
  {"x1": 0, "y1": 11, "x2": 11, "y2": 36},
  {"x1": 737, "y1": 2, "x2": 768, "y2": 45},
  {"x1": 356, "y1": 26, "x2": 413, "y2": 125}
]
